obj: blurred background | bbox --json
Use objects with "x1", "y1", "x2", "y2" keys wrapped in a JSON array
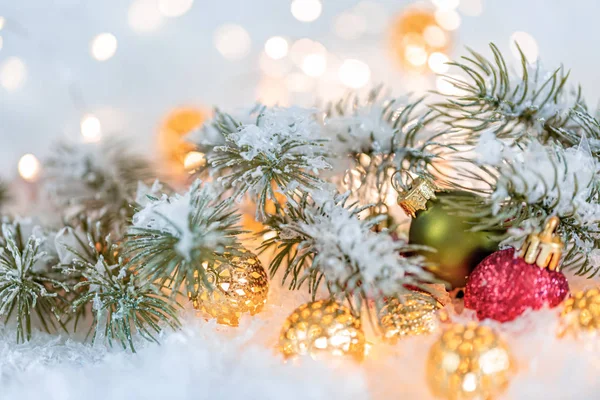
[{"x1": 1, "y1": 0, "x2": 598, "y2": 183}]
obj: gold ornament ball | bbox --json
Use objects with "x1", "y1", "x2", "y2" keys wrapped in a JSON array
[
  {"x1": 379, "y1": 291, "x2": 442, "y2": 343},
  {"x1": 279, "y1": 299, "x2": 366, "y2": 362},
  {"x1": 427, "y1": 322, "x2": 513, "y2": 400},
  {"x1": 558, "y1": 287, "x2": 600, "y2": 338},
  {"x1": 189, "y1": 250, "x2": 269, "y2": 327}
]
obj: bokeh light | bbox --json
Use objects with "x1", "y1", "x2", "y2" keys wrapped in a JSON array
[
  {"x1": 183, "y1": 151, "x2": 206, "y2": 170},
  {"x1": 428, "y1": 52, "x2": 449, "y2": 73},
  {"x1": 214, "y1": 24, "x2": 251, "y2": 60},
  {"x1": 0, "y1": 57, "x2": 27, "y2": 91},
  {"x1": 264, "y1": 36, "x2": 289, "y2": 60},
  {"x1": 290, "y1": 0, "x2": 322, "y2": 23},
  {"x1": 339, "y1": 59, "x2": 371, "y2": 89},
  {"x1": 90, "y1": 33, "x2": 118, "y2": 61},
  {"x1": 290, "y1": 38, "x2": 326, "y2": 66},
  {"x1": 510, "y1": 31, "x2": 539, "y2": 63},
  {"x1": 302, "y1": 53, "x2": 327, "y2": 77},
  {"x1": 432, "y1": 0, "x2": 460, "y2": 11},
  {"x1": 128, "y1": 0, "x2": 164, "y2": 33},
  {"x1": 435, "y1": 10, "x2": 461, "y2": 31},
  {"x1": 333, "y1": 12, "x2": 367, "y2": 40},
  {"x1": 18, "y1": 154, "x2": 41, "y2": 182},
  {"x1": 286, "y1": 72, "x2": 315, "y2": 92},
  {"x1": 158, "y1": 0, "x2": 194, "y2": 17},
  {"x1": 390, "y1": 9, "x2": 451, "y2": 73},
  {"x1": 0, "y1": 16, "x2": 5, "y2": 30},
  {"x1": 81, "y1": 114, "x2": 102, "y2": 142}
]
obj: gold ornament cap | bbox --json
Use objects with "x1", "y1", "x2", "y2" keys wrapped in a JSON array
[
  {"x1": 396, "y1": 176, "x2": 438, "y2": 218},
  {"x1": 519, "y1": 216, "x2": 564, "y2": 271}
]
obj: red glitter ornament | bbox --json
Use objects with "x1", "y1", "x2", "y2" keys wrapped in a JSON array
[{"x1": 464, "y1": 248, "x2": 569, "y2": 322}]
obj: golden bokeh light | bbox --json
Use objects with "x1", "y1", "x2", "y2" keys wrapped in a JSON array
[
  {"x1": 158, "y1": 107, "x2": 206, "y2": 171},
  {"x1": 18, "y1": 154, "x2": 41, "y2": 182},
  {"x1": 389, "y1": 8, "x2": 452, "y2": 73}
]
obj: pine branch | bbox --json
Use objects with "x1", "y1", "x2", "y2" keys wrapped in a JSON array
[
  {"x1": 65, "y1": 256, "x2": 180, "y2": 352},
  {"x1": 259, "y1": 189, "x2": 435, "y2": 315},
  {"x1": 124, "y1": 179, "x2": 245, "y2": 297},
  {"x1": 0, "y1": 223, "x2": 68, "y2": 342},
  {"x1": 440, "y1": 136, "x2": 600, "y2": 275},
  {"x1": 43, "y1": 140, "x2": 154, "y2": 236},
  {"x1": 201, "y1": 106, "x2": 331, "y2": 220},
  {"x1": 432, "y1": 43, "x2": 586, "y2": 147}
]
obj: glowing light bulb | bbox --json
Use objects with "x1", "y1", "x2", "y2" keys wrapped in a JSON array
[
  {"x1": 432, "y1": 0, "x2": 460, "y2": 11},
  {"x1": 428, "y1": 52, "x2": 449, "y2": 73},
  {"x1": 423, "y1": 25, "x2": 447, "y2": 47},
  {"x1": 290, "y1": 0, "x2": 322, "y2": 22},
  {"x1": 18, "y1": 154, "x2": 40, "y2": 182},
  {"x1": 301, "y1": 53, "x2": 327, "y2": 77},
  {"x1": 90, "y1": 33, "x2": 118, "y2": 61},
  {"x1": 264, "y1": 36, "x2": 289, "y2": 60},
  {"x1": 435, "y1": 10, "x2": 461, "y2": 31},
  {"x1": 81, "y1": 114, "x2": 102, "y2": 142},
  {"x1": 0, "y1": 57, "x2": 26, "y2": 91},
  {"x1": 405, "y1": 45, "x2": 428, "y2": 67},
  {"x1": 128, "y1": 0, "x2": 164, "y2": 33},
  {"x1": 214, "y1": 24, "x2": 251, "y2": 60},
  {"x1": 158, "y1": 0, "x2": 193, "y2": 17},
  {"x1": 510, "y1": 31, "x2": 539, "y2": 63},
  {"x1": 183, "y1": 151, "x2": 205, "y2": 169},
  {"x1": 339, "y1": 59, "x2": 371, "y2": 89}
]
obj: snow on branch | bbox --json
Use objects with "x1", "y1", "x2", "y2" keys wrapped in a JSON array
[
  {"x1": 125, "y1": 179, "x2": 244, "y2": 296},
  {"x1": 261, "y1": 188, "x2": 435, "y2": 313},
  {"x1": 201, "y1": 106, "x2": 332, "y2": 220}
]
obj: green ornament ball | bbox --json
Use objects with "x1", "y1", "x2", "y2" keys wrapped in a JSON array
[{"x1": 408, "y1": 191, "x2": 501, "y2": 289}]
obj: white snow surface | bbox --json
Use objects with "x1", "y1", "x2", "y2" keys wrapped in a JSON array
[{"x1": 0, "y1": 251, "x2": 599, "y2": 399}]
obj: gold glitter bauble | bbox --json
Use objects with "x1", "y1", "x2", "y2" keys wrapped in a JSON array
[
  {"x1": 427, "y1": 322, "x2": 513, "y2": 400},
  {"x1": 379, "y1": 291, "x2": 442, "y2": 343},
  {"x1": 189, "y1": 250, "x2": 269, "y2": 327},
  {"x1": 558, "y1": 288, "x2": 600, "y2": 338},
  {"x1": 279, "y1": 300, "x2": 366, "y2": 362}
]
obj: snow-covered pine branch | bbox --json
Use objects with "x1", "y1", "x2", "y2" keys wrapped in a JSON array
[
  {"x1": 0, "y1": 222, "x2": 68, "y2": 342},
  {"x1": 432, "y1": 43, "x2": 587, "y2": 147},
  {"x1": 443, "y1": 132, "x2": 600, "y2": 275},
  {"x1": 43, "y1": 140, "x2": 154, "y2": 236},
  {"x1": 323, "y1": 88, "x2": 451, "y2": 208},
  {"x1": 261, "y1": 188, "x2": 435, "y2": 313},
  {"x1": 202, "y1": 106, "x2": 331, "y2": 220},
  {"x1": 124, "y1": 179, "x2": 245, "y2": 296}
]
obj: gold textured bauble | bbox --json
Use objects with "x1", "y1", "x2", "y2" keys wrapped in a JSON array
[
  {"x1": 279, "y1": 300, "x2": 366, "y2": 362},
  {"x1": 379, "y1": 291, "x2": 442, "y2": 343},
  {"x1": 558, "y1": 288, "x2": 600, "y2": 338},
  {"x1": 427, "y1": 322, "x2": 513, "y2": 400},
  {"x1": 189, "y1": 251, "x2": 269, "y2": 327}
]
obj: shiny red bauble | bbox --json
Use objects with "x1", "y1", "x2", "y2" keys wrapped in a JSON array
[{"x1": 464, "y1": 248, "x2": 569, "y2": 322}]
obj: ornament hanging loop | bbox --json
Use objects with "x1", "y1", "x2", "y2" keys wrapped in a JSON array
[
  {"x1": 519, "y1": 216, "x2": 564, "y2": 271},
  {"x1": 395, "y1": 172, "x2": 438, "y2": 218}
]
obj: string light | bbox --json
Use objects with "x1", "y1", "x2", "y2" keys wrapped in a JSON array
[
  {"x1": 338, "y1": 59, "x2": 371, "y2": 89},
  {"x1": 128, "y1": 0, "x2": 164, "y2": 33},
  {"x1": 290, "y1": 0, "x2": 322, "y2": 23},
  {"x1": 183, "y1": 151, "x2": 205, "y2": 170},
  {"x1": 214, "y1": 24, "x2": 251, "y2": 60},
  {"x1": 81, "y1": 114, "x2": 102, "y2": 142},
  {"x1": 301, "y1": 53, "x2": 327, "y2": 77},
  {"x1": 0, "y1": 57, "x2": 26, "y2": 91},
  {"x1": 432, "y1": 0, "x2": 460, "y2": 11},
  {"x1": 434, "y1": 10, "x2": 461, "y2": 31},
  {"x1": 264, "y1": 36, "x2": 289, "y2": 60},
  {"x1": 158, "y1": 0, "x2": 193, "y2": 17},
  {"x1": 428, "y1": 52, "x2": 449, "y2": 73},
  {"x1": 510, "y1": 31, "x2": 539, "y2": 63},
  {"x1": 423, "y1": 25, "x2": 447, "y2": 47},
  {"x1": 18, "y1": 154, "x2": 41, "y2": 182},
  {"x1": 90, "y1": 33, "x2": 118, "y2": 61}
]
